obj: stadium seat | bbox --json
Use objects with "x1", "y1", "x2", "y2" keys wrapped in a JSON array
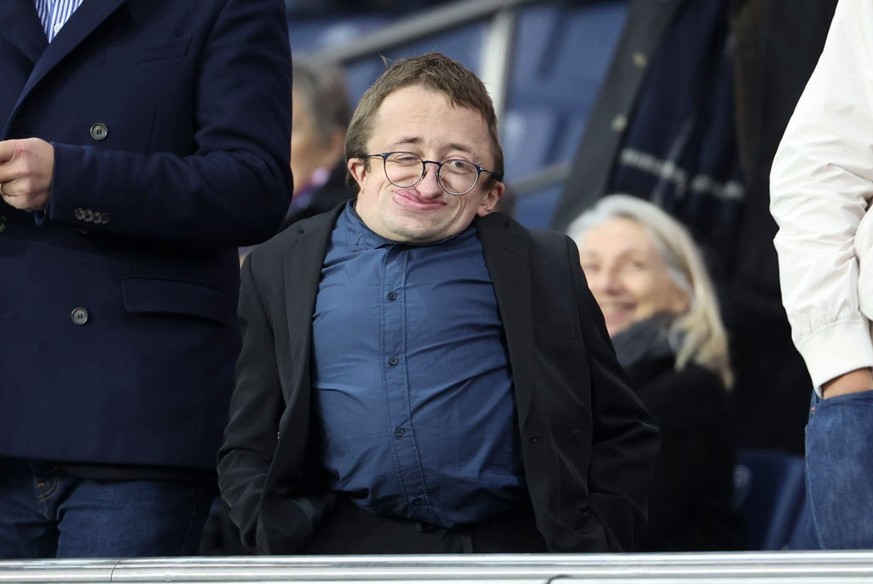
[{"x1": 734, "y1": 448, "x2": 807, "y2": 550}]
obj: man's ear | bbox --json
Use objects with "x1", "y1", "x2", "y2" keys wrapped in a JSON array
[
  {"x1": 348, "y1": 157, "x2": 366, "y2": 189},
  {"x1": 477, "y1": 180, "x2": 505, "y2": 216}
]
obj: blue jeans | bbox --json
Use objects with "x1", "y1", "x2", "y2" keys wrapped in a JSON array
[
  {"x1": 0, "y1": 459, "x2": 213, "y2": 558},
  {"x1": 805, "y1": 389, "x2": 873, "y2": 549}
]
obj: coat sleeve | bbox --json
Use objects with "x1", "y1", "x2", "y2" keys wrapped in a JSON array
[
  {"x1": 770, "y1": 0, "x2": 873, "y2": 388},
  {"x1": 46, "y1": 0, "x2": 292, "y2": 248},
  {"x1": 217, "y1": 253, "x2": 285, "y2": 551}
]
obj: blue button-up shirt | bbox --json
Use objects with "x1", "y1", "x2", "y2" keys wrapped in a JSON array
[{"x1": 311, "y1": 203, "x2": 526, "y2": 528}]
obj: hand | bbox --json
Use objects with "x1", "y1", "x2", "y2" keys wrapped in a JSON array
[
  {"x1": 0, "y1": 138, "x2": 55, "y2": 211},
  {"x1": 822, "y1": 368, "x2": 873, "y2": 398}
]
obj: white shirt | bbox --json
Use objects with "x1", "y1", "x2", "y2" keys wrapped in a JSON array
[{"x1": 770, "y1": 0, "x2": 873, "y2": 390}]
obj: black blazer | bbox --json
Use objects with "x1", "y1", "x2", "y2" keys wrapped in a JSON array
[{"x1": 218, "y1": 206, "x2": 659, "y2": 554}]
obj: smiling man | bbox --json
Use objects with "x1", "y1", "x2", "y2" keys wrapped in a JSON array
[{"x1": 218, "y1": 52, "x2": 658, "y2": 555}]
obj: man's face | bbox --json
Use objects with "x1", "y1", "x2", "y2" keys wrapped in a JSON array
[{"x1": 348, "y1": 85, "x2": 503, "y2": 244}]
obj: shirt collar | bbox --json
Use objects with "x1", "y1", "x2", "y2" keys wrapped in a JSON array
[{"x1": 338, "y1": 201, "x2": 477, "y2": 252}]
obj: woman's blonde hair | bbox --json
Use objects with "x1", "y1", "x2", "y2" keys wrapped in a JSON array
[{"x1": 567, "y1": 194, "x2": 733, "y2": 389}]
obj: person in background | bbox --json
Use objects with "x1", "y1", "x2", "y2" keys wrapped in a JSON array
[
  {"x1": 553, "y1": 0, "x2": 839, "y2": 457},
  {"x1": 568, "y1": 194, "x2": 743, "y2": 551},
  {"x1": 770, "y1": 0, "x2": 873, "y2": 550},
  {"x1": 218, "y1": 52, "x2": 659, "y2": 555},
  {"x1": 0, "y1": 0, "x2": 292, "y2": 558},
  {"x1": 239, "y1": 57, "x2": 353, "y2": 265},
  {"x1": 284, "y1": 57, "x2": 353, "y2": 227}
]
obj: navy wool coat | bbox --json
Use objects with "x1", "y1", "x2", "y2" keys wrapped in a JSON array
[{"x1": 0, "y1": 0, "x2": 292, "y2": 470}]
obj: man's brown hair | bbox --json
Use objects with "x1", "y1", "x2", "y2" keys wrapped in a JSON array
[{"x1": 344, "y1": 52, "x2": 504, "y2": 189}]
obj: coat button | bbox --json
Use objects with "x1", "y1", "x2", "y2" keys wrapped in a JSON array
[
  {"x1": 631, "y1": 51, "x2": 648, "y2": 69},
  {"x1": 70, "y1": 307, "x2": 89, "y2": 325},
  {"x1": 89, "y1": 123, "x2": 108, "y2": 141},
  {"x1": 83, "y1": 210, "x2": 94, "y2": 223},
  {"x1": 74, "y1": 208, "x2": 86, "y2": 221},
  {"x1": 611, "y1": 114, "x2": 628, "y2": 133},
  {"x1": 0, "y1": 215, "x2": 6, "y2": 233}
]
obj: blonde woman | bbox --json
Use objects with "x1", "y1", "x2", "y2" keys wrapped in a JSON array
[{"x1": 568, "y1": 194, "x2": 743, "y2": 551}]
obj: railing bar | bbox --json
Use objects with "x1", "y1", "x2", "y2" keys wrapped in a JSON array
[{"x1": 310, "y1": 0, "x2": 549, "y2": 65}]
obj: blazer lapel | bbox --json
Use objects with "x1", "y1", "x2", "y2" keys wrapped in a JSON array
[
  {"x1": 264, "y1": 209, "x2": 339, "y2": 494},
  {"x1": 477, "y1": 213, "x2": 536, "y2": 430},
  {"x1": 281, "y1": 208, "x2": 342, "y2": 401},
  {"x1": 0, "y1": 0, "x2": 47, "y2": 65}
]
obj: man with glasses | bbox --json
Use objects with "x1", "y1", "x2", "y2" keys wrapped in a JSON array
[{"x1": 218, "y1": 52, "x2": 658, "y2": 554}]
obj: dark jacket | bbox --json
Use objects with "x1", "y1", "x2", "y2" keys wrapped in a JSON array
[
  {"x1": 218, "y1": 206, "x2": 659, "y2": 554},
  {"x1": 625, "y1": 356, "x2": 744, "y2": 551},
  {"x1": 0, "y1": 0, "x2": 292, "y2": 469}
]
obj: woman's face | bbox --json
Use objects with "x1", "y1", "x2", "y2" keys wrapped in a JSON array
[{"x1": 578, "y1": 217, "x2": 689, "y2": 337}]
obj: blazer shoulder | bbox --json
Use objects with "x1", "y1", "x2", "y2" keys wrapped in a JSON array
[{"x1": 478, "y1": 212, "x2": 572, "y2": 250}]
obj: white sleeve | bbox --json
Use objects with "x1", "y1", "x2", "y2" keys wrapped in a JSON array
[{"x1": 770, "y1": 0, "x2": 873, "y2": 389}]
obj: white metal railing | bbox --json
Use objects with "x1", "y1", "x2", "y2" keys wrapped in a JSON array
[
  {"x1": 4, "y1": 552, "x2": 873, "y2": 583},
  {"x1": 309, "y1": 0, "x2": 548, "y2": 125}
]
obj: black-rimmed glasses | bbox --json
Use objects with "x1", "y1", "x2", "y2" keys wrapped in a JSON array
[{"x1": 362, "y1": 151, "x2": 502, "y2": 196}]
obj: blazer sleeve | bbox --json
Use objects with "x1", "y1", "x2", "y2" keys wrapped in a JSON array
[
  {"x1": 217, "y1": 252, "x2": 285, "y2": 551},
  {"x1": 47, "y1": 0, "x2": 292, "y2": 248},
  {"x1": 567, "y1": 237, "x2": 660, "y2": 551}
]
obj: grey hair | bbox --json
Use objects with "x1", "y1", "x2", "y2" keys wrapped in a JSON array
[
  {"x1": 292, "y1": 57, "x2": 351, "y2": 145},
  {"x1": 566, "y1": 194, "x2": 733, "y2": 389}
]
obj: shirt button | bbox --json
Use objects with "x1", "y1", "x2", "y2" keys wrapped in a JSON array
[
  {"x1": 394, "y1": 427, "x2": 405, "y2": 437},
  {"x1": 411, "y1": 497, "x2": 424, "y2": 506},
  {"x1": 387, "y1": 356, "x2": 399, "y2": 366},
  {"x1": 387, "y1": 291, "x2": 398, "y2": 301},
  {"x1": 90, "y1": 123, "x2": 109, "y2": 141},
  {"x1": 70, "y1": 307, "x2": 89, "y2": 326}
]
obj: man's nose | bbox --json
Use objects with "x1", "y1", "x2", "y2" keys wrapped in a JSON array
[{"x1": 418, "y1": 162, "x2": 444, "y2": 196}]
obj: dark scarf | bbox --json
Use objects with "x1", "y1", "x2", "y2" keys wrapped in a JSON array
[{"x1": 610, "y1": 315, "x2": 677, "y2": 369}]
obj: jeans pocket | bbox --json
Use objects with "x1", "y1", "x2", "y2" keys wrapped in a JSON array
[{"x1": 806, "y1": 389, "x2": 873, "y2": 549}]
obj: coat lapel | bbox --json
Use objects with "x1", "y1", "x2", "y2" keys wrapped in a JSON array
[
  {"x1": 19, "y1": 0, "x2": 126, "y2": 100},
  {"x1": 0, "y1": 0, "x2": 47, "y2": 65},
  {"x1": 477, "y1": 213, "x2": 536, "y2": 430}
]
